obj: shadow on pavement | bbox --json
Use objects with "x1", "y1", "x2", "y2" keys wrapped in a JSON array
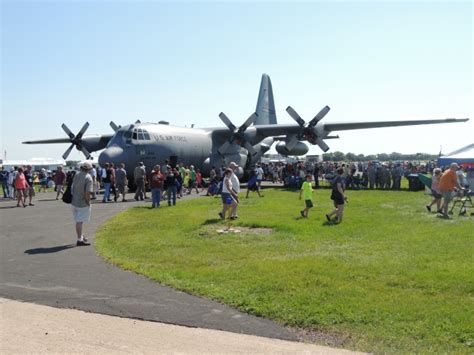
[
  {"x1": 24, "y1": 244, "x2": 76, "y2": 255},
  {"x1": 0, "y1": 205, "x2": 18, "y2": 209}
]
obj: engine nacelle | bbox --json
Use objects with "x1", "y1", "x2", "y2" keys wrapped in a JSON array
[{"x1": 275, "y1": 141, "x2": 309, "y2": 156}]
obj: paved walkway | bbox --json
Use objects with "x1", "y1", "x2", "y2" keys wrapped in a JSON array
[
  {"x1": 0, "y1": 190, "x2": 359, "y2": 353},
  {"x1": 1, "y1": 298, "x2": 361, "y2": 354}
]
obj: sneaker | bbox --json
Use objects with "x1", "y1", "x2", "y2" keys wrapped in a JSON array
[
  {"x1": 325, "y1": 214, "x2": 331, "y2": 222},
  {"x1": 425, "y1": 205, "x2": 431, "y2": 212},
  {"x1": 29, "y1": 203, "x2": 34, "y2": 206},
  {"x1": 76, "y1": 240, "x2": 91, "y2": 246},
  {"x1": 219, "y1": 212, "x2": 224, "y2": 219},
  {"x1": 300, "y1": 210, "x2": 305, "y2": 218}
]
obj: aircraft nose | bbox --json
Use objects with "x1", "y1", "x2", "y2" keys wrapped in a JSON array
[{"x1": 99, "y1": 146, "x2": 124, "y2": 165}]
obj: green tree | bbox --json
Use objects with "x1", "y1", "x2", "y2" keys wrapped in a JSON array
[
  {"x1": 345, "y1": 152, "x2": 358, "y2": 161},
  {"x1": 322, "y1": 153, "x2": 334, "y2": 161},
  {"x1": 333, "y1": 151, "x2": 345, "y2": 161}
]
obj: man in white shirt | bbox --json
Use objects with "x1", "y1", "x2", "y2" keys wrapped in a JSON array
[
  {"x1": 255, "y1": 163, "x2": 264, "y2": 190},
  {"x1": 227, "y1": 162, "x2": 240, "y2": 219}
]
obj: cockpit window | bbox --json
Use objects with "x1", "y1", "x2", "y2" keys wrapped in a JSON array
[{"x1": 129, "y1": 128, "x2": 151, "y2": 141}]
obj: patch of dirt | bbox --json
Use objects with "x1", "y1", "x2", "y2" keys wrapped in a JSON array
[
  {"x1": 237, "y1": 227, "x2": 273, "y2": 235},
  {"x1": 287, "y1": 326, "x2": 352, "y2": 349},
  {"x1": 198, "y1": 226, "x2": 273, "y2": 237}
]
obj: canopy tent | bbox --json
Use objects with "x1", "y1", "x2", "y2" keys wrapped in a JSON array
[{"x1": 438, "y1": 144, "x2": 474, "y2": 168}]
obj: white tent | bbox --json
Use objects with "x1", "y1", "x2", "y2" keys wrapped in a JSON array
[{"x1": 438, "y1": 144, "x2": 474, "y2": 168}]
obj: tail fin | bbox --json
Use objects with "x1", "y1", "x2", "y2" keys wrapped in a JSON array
[{"x1": 255, "y1": 73, "x2": 277, "y2": 125}]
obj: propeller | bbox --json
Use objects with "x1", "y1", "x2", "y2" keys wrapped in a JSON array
[
  {"x1": 110, "y1": 121, "x2": 121, "y2": 132},
  {"x1": 217, "y1": 112, "x2": 258, "y2": 156},
  {"x1": 61, "y1": 122, "x2": 92, "y2": 160},
  {"x1": 285, "y1": 105, "x2": 331, "y2": 152}
]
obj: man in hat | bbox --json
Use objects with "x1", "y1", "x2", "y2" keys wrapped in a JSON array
[
  {"x1": 72, "y1": 162, "x2": 94, "y2": 246},
  {"x1": 438, "y1": 162, "x2": 463, "y2": 218}
]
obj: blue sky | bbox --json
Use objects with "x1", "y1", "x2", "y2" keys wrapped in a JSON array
[{"x1": 1, "y1": 1, "x2": 472, "y2": 161}]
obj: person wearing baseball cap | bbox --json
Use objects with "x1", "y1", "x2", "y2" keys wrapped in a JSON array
[{"x1": 71, "y1": 161, "x2": 94, "y2": 246}]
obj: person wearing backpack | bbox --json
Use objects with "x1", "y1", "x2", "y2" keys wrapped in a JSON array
[{"x1": 71, "y1": 162, "x2": 94, "y2": 246}]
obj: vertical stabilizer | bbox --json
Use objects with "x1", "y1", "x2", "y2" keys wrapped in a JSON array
[{"x1": 255, "y1": 74, "x2": 277, "y2": 125}]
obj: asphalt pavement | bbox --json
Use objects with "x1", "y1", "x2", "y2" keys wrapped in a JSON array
[{"x1": 0, "y1": 190, "x2": 297, "y2": 341}]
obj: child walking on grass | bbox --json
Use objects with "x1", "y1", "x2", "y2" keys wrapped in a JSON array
[{"x1": 299, "y1": 174, "x2": 314, "y2": 218}]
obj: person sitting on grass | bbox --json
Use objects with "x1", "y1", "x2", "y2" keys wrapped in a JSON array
[
  {"x1": 326, "y1": 168, "x2": 347, "y2": 224},
  {"x1": 299, "y1": 174, "x2": 313, "y2": 218}
]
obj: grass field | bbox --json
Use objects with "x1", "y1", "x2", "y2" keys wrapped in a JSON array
[{"x1": 96, "y1": 187, "x2": 473, "y2": 354}]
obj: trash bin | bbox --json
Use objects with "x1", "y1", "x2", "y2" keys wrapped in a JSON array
[{"x1": 406, "y1": 174, "x2": 425, "y2": 191}]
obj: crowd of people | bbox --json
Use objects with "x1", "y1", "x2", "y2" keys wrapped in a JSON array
[{"x1": 2, "y1": 157, "x2": 471, "y2": 245}]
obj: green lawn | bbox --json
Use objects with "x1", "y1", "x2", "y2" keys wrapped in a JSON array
[{"x1": 96, "y1": 187, "x2": 473, "y2": 354}]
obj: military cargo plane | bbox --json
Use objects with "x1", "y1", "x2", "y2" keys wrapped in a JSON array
[{"x1": 23, "y1": 74, "x2": 469, "y2": 182}]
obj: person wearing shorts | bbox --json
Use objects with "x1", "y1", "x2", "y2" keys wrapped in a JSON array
[
  {"x1": 54, "y1": 166, "x2": 66, "y2": 200},
  {"x1": 426, "y1": 168, "x2": 442, "y2": 213},
  {"x1": 299, "y1": 174, "x2": 314, "y2": 218},
  {"x1": 326, "y1": 167, "x2": 347, "y2": 224},
  {"x1": 219, "y1": 168, "x2": 239, "y2": 220},
  {"x1": 24, "y1": 165, "x2": 35, "y2": 206},
  {"x1": 438, "y1": 163, "x2": 462, "y2": 218},
  {"x1": 72, "y1": 162, "x2": 94, "y2": 246}
]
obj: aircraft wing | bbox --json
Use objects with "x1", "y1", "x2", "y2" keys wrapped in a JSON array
[
  {"x1": 23, "y1": 138, "x2": 76, "y2": 144},
  {"x1": 322, "y1": 118, "x2": 469, "y2": 132},
  {"x1": 209, "y1": 123, "x2": 302, "y2": 140}
]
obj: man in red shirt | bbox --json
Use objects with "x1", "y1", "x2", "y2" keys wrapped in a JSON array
[
  {"x1": 149, "y1": 165, "x2": 164, "y2": 208},
  {"x1": 54, "y1": 166, "x2": 67, "y2": 200},
  {"x1": 438, "y1": 163, "x2": 462, "y2": 217}
]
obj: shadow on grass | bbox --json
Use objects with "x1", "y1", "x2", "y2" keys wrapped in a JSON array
[
  {"x1": 323, "y1": 220, "x2": 340, "y2": 227},
  {"x1": 25, "y1": 244, "x2": 76, "y2": 254},
  {"x1": 202, "y1": 218, "x2": 222, "y2": 225}
]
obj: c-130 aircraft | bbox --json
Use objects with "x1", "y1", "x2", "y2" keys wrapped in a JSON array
[{"x1": 24, "y1": 74, "x2": 469, "y2": 183}]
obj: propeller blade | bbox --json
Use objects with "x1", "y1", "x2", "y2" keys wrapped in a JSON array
[
  {"x1": 285, "y1": 136, "x2": 300, "y2": 151},
  {"x1": 62, "y1": 143, "x2": 75, "y2": 160},
  {"x1": 76, "y1": 122, "x2": 90, "y2": 140},
  {"x1": 218, "y1": 140, "x2": 233, "y2": 155},
  {"x1": 238, "y1": 113, "x2": 257, "y2": 132},
  {"x1": 61, "y1": 124, "x2": 75, "y2": 140},
  {"x1": 286, "y1": 106, "x2": 305, "y2": 127},
  {"x1": 110, "y1": 121, "x2": 120, "y2": 132},
  {"x1": 80, "y1": 146, "x2": 92, "y2": 160},
  {"x1": 219, "y1": 112, "x2": 237, "y2": 132},
  {"x1": 315, "y1": 137, "x2": 330, "y2": 152},
  {"x1": 308, "y1": 106, "x2": 330, "y2": 127},
  {"x1": 243, "y1": 141, "x2": 258, "y2": 156}
]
